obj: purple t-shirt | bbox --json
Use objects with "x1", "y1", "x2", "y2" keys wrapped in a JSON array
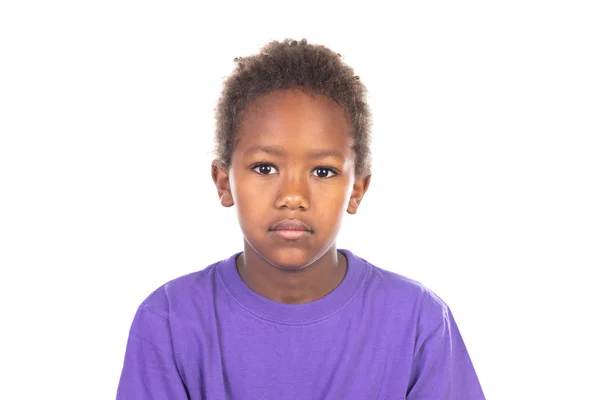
[{"x1": 117, "y1": 249, "x2": 485, "y2": 399}]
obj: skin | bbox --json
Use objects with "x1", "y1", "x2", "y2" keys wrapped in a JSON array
[{"x1": 212, "y1": 88, "x2": 370, "y2": 304}]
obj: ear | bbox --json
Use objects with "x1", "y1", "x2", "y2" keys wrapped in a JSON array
[
  {"x1": 347, "y1": 174, "x2": 371, "y2": 214},
  {"x1": 211, "y1": 160, "x2": 234, "y2": 207}
]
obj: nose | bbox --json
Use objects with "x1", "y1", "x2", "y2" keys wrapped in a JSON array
[{"x1": 274, "y1": 173, "x2": 310, "y2": 210}]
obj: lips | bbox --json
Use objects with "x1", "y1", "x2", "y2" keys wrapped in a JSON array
[
  {"x1": 270, "y1": 219, "x2": 312, "y2": 232},
  {"x1": 269, "y1": 219, "x2": 313, "y2": 240}
]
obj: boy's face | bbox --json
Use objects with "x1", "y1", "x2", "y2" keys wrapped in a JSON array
[{"x1": 212, "y1": 88, "x2": 370, "y2": 270}]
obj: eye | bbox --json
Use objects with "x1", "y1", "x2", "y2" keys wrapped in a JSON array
[
  {"x1": 312, "y1": 167, "x2": 337, "y2": 178},
  {"x1": 252, "y1": 163, "x2": 278, "y2": 175}
]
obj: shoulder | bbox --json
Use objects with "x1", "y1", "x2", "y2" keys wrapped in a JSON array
[
  {"x1": 355, "y1": 252, "x2": 450, "y2": 329},
  {"x1": 137, "y1": 258, "x2": 223, "y2": 318},
  {"x1": 124, "y1": 255, "x2": 235, "y2": 346}
]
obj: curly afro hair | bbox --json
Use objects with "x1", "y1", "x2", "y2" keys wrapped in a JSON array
[{"x1": 214, "y1": 38, "x2": 372, "y2": 178}]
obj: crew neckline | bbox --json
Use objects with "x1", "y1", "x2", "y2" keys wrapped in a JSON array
[{"x1": 216, "y1": 249, "x2": 369, "y2": 325}]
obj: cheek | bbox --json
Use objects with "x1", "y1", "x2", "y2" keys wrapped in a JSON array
[
  {"x1": 230, "y1": 174, "x2": 276, "y2": 220},
  {"x1": 232, "y1": 175, "x2": 272, "y2": 201},
  {"x1": 314, "y1": 180, "x2": 353, "y2": 213}
]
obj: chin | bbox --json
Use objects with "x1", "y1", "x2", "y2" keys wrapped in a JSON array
[
  {"x1": 251, "y1": 245, "x2": 319, "y2": 271},
  {"x1": 267, "y1": 247, "x2": 316, "y2": 270},
  {"x1": 243, "y1": 233, "x2": 336, "y2": 271}
]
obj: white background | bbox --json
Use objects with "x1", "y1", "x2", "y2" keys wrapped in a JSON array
[{"x1": 1, "y1": 1, "x2": 598, "y2": 399}]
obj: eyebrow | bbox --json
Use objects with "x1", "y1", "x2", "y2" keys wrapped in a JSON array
[{"x1": 244, "y1": 145, "x2": 346, "y2": 160}]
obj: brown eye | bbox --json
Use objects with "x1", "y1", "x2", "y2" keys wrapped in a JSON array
[
  {"x1": 252, "y1": 164, "x2": 278, "y2": 175},
  {"x1": 312, "y1": 167, "x2": 337, "y2": 178}
]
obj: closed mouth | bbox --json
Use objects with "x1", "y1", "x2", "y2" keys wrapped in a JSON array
[{"x1": 269, "y1": 219, "x2": 312, "y2": 232}]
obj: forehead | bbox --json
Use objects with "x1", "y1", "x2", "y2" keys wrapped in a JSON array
[{"x1": 234, "y1": 89, "x2": 353, "y2": 156}]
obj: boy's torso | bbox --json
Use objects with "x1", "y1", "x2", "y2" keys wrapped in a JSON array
[{"x1": 155, "y1": 251, "x2": 429, "y2": 400}]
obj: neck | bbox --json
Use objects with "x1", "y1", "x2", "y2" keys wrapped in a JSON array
[{"x1": 235, "y1": 242, "x2": 348, "y2": 304}]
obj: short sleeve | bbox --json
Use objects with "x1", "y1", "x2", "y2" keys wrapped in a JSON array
[
  {"x1": 407, "y1": 308, "x2": 485, "y2": 399},
  {"x1": 116, "y1": 303, "x2": 190, "y2": 400}
]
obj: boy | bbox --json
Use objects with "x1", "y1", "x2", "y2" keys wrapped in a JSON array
[{"x1": 116, "y1": 39, "x2": 485, "y2": 399}]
